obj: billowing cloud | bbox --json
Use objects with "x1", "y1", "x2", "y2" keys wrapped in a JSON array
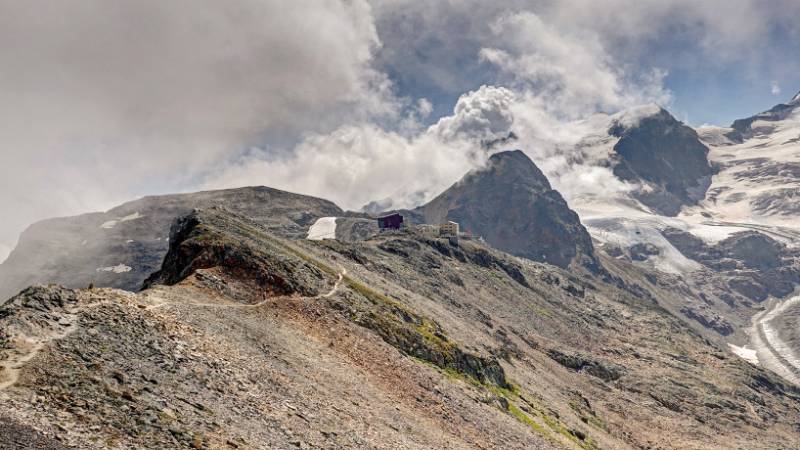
[
  {"x1": 205, "y1": 87, "x2": 514, "y2": 211},
  {"x1": 430, "y1": 86, "x2": 516, "y2": 142},
  {"x1": 0, "y1": 0, "x2": 391, "y2": 257},
  {"x1": 2, "y1": 0, "x2": 800, "y2": 261},
  {"x1": 479, "y1": 11, "x2": 671, "y2": 118}
]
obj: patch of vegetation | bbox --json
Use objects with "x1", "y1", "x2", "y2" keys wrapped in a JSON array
[
  {"x1": 426, "y1": 360, "x2": 598, "y2": 449},
  {"x1": 529, "y1": 304, "x2": 554, "y2": 318},
  {"x1": 508, "y1": 402, "x2": 550, "y2": 435},
  {"x1": 569, "y1": 400, "x2": 608, "y2": 432}
]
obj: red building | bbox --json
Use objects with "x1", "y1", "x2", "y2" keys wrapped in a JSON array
[{"x1": 377, "y1": 213, "x2": 404, "y2": 230}]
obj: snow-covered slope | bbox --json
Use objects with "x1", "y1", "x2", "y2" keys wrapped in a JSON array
[
  {"x1": 307, "y1": 216, "x2": 338, "y2": 240},
  {"x1": 561, "y1": 107, "x2": 741, "y2": 274},
  {"x1": 566, "y1": 96, "x2": 800, "y2": 275},
  {"x1": 691, "y1": 107, "x2": 800, "y2": 240},
  {"x1": 556, "y1": 94, "x2": 800, "y2": 375}
]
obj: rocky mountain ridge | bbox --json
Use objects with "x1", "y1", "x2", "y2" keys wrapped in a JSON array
[
  {"x1": 3, "y1": 207, "x2": 800, "y2": 448},
  {"x1": 608, "y1": 107, "x2": 715, "y2": 216},
  {"x1": 1, "y1": 95, "x2": 800, "y2": 448},
  {"x1": 0, "y1": 186, "x2": 342, "y2": 302}
]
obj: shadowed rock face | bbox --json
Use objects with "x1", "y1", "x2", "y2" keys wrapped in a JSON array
[
  {"x1": 416, "y1": 150, "x2": 598, "y2": 270},
  {"x1": 0, "y1": 186, "x2": 343, "y2": 302},
  {"x1": 609, "y1": 108, "x2": 714, "y2": 216}
]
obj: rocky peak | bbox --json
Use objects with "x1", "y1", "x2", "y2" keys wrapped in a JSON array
[
  {"x1": 728, "y1": 93, "x2": 800, "y2": 142},
  {"x1": 608, "y1": 107, "x2": 714, "y2": 216},
  {"x1": 416, "y1": 150, "x2": 598, "y2": 270}
]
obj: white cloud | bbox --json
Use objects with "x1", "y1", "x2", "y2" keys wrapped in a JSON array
[
  {"x1": 479, "y1": 11, "x2": 671, "y2": 118},
  {"x1": 0, "y1": 243, "x2": 11, "y2": 264},
  {"x1": 416, "y1": 99, "x2": 434, "y2": 119},
  {"x1": 430, "y1": 86, "x2": 516, "y2": 142},
  {"x1": 0, "y1": 0, "x2": 391, "y2": 248},
  {"x1": 772, "y1": 81, "x2": 782, "y2": 96},
  {"x1": 3, "y1": 0, "x2": 800, "y2": 255},
  {"x1": 205, "y1": 88, "x2": 512, "y2": 211}
]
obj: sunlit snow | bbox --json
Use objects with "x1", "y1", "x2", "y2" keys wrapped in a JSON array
[
  {"x1": 727, "y1": 343, "x2": 759, "y2": 365},
  {"x1": 307, "y1": 217, "x2": 338, "y2": 240},
  {"x1": 96, "y1": 264, "x2": 133, "y2": 273},
  {"x1": 100, "y1": 212, "x2": 143, "y2": 229}
]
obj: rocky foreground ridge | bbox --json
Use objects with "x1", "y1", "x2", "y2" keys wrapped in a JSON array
[{"x1": 2, "y1": 207, "x2": 800, "y2": 449}]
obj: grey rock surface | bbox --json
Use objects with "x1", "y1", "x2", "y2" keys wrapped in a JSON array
[
  {"x1": 415, "y1": 150, "x2": 598, "y2": 270},
  {"x1": 0, "y1": 186, "x2": 342, "y2": 302},
  {"x1": 609, "y1": 108, "x2": 715, "y2": 216}
]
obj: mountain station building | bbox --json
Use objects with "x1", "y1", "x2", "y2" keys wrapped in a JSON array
[
  {"x1": 377, "y1": 213, "x2": 404, "y2": 230},
  {"x1": 439, "y1": 221, "x2": 459, "y2": 237}
]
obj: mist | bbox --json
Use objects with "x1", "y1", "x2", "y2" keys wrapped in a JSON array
[{"x1": 1, "y1": 0, "x2": 799, "y2": 261}]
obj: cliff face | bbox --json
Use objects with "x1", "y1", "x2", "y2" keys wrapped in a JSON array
[
  {"x1": 609, "y1": 108, "x2": 715, "y2": 216},
  {"x1": 417, "y1": 150, "x2": 598, "y2": 270}
]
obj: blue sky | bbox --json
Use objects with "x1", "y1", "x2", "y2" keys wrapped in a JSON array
[
  {"x1": 370, "y1": 1, "x2": 800, "y2": 127},
  {"x1": 667, "y1": 69, "x2": 799, "y2": 127}
]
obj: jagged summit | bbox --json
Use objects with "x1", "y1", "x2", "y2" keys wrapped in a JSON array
[
  {"x1": 485, "y1": 149, "x2": 552, "y2": 189},
  {"x1": 607, "y1": 108, "x2": 714, "y2": 216},
  {"x1": 791, "y1": 90, "x2": 800, "y2": 104},
  {"x1": 417, "y1": 149, "x2": 597, "y2": 269}
]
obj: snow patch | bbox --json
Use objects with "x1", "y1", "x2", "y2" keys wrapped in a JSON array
[
  {"x1": 96, "y1": 264, "x2": 133, "y2": 274},
  {"x1": 696, "y1": 125, "x2": 735, "y2": 146},
  {"x1": 120, "y1": 212, "x2": 143, "y2": 222},
  {"x1": 100, "y1": 212, "x2": 143, "y2": 229},
  {"x1": 727, "y1": 343, "x2": 759, "y2": 365},
  {"x1": 307, "y1": 217, "x2": 337, "y2": 240}
]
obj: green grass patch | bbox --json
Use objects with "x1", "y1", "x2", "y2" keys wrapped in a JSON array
[{"x1": 508, "y1": 402, "x2": 550, "y2": 436}]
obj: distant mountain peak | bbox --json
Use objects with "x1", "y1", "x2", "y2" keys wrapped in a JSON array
[
  {"x1": 608, "y1": 107, "x2": 713, "y2": 216},
  {"x1": 489, "y1": 148, "x2": 526, "y2": 160},
  {"x1": 417, "y1": 149, "x2": 598, "y2": 270},
  {"x1": 609, "y1": 104, "x2": 665, "y2": 133},
  {"x1": 728, "y1": 92, "x2": 800, "y2": 142},
  {"x1": 485, "y1": 149, "x2": 552, "y2": 189}
]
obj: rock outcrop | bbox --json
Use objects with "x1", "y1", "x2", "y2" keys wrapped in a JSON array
[
  {"x1": 727, "y1": 92, "x2": 800, "y2": 142},
  {"x1": 0, "y1": 186, "x2": 342, "y2": 302},
  {"x1": 661, "y1": 228, "x2": 800, "y2": 302},
  {"x1": 609, "y1": 108, "x2": 715, "y2": 216},
  {"x1": 417, "y1": 150, "x2": 598, "y2": 270}
]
